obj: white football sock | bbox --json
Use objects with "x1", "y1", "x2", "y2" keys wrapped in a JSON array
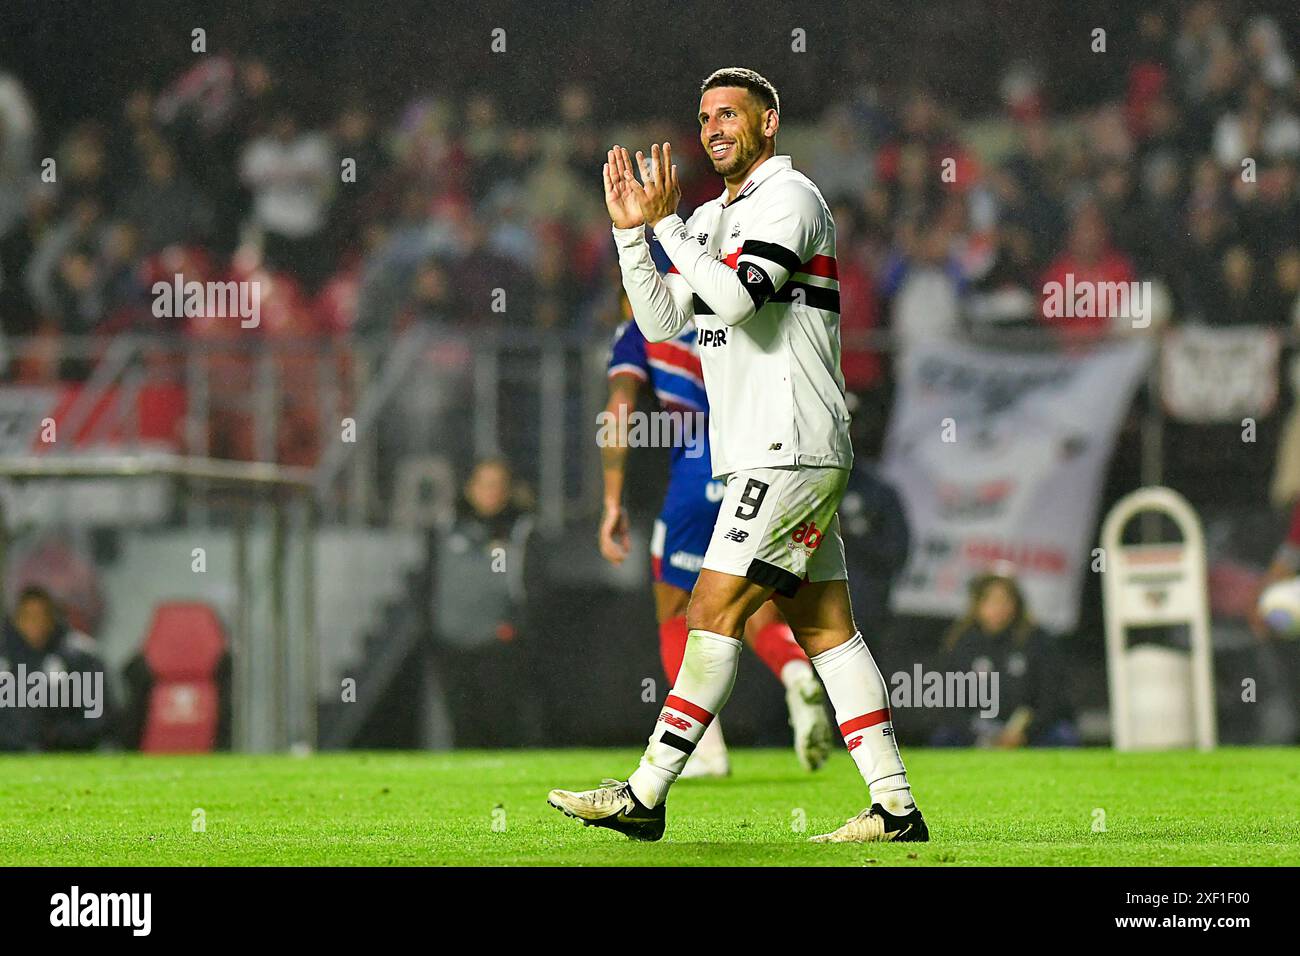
[
  {"x1": 810, "y1": 632, "x2": 914, "y2": 815},
  {"x1": 629, "y1": 629, "x2": 742, "y2": 807}
]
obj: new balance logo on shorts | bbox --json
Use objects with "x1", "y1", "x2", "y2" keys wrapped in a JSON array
[{"x1": 724, "y1": 528, "x2": 749, "y2": 543}]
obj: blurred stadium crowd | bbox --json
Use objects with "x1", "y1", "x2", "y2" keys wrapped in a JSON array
[
  {"x1": 0, "y1": 4, "x2": 1295, "y2": 386},
  {"x1": 1, "y1": 2, "x2": 1299, "y2": 750}
]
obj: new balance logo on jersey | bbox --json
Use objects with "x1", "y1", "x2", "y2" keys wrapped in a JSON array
[
  {"x1": 697, "y1": 328, "x2": 728, "y2": 347},
  {"x1": 723, "y1": 528, "x2": 749, "y2": 543},
  {"x1": 694, "y1": 232, "x2": 709, "y2": 245}
]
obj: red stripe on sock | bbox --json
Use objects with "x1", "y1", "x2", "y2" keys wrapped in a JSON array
[
  {"x1": 839, "y1": 709, "x2": 891, "y2": 737},
  {"x1": 665, "y1": 694, "x2": 713, "y2": 725}
]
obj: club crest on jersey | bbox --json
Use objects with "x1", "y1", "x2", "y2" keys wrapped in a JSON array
[
  {"x1": 744, "y1": 265, "x2": 765, "y2": 284},
  {"x1": 696, "y1": 327, "x2": 728, "y2": 347}
]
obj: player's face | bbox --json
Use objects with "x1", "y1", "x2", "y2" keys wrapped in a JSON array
[{"x1": 698, "y1": 87, "x2": 769, "y2": 178}]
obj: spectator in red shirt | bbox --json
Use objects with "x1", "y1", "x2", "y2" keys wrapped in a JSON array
[{"x1": 1038, "y1": 200, "x2": 1137, "y2": 341}]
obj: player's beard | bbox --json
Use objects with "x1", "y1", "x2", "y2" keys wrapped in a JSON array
[{"x1": 709, "y1": 129, "x2": 760, "y2": 178}]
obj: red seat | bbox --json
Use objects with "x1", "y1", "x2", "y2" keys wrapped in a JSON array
[{"x1": 139, "y1": 602, "x2": 226, "y2": 753}]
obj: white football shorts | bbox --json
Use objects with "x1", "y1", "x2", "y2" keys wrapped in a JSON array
[{"x1": 700, "y1": 465, "x2": 849, "y2": 597}]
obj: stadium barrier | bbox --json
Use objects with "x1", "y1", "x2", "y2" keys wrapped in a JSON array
[
  {"x1": 0, "y1": 453, "x2": 318, "y2": 753},
  {"x1": 1100, "y1": 486, "x2": 1217, "y2": 751}
]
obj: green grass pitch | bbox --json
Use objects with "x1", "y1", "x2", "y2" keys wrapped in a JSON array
[{"x1": 1, "y1": 748, "x2": 1298, "y2": 866}]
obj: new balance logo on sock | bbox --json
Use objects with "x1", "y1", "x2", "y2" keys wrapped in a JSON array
[
  {"x1": 658, "y1": 713, "x2": 692, "y2": 731},
  {"x1": 653, "y1": 695, "x2": 714, "y2": 754}
]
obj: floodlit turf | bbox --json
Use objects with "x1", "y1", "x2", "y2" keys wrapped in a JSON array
[{"x1": 1, "y1": 748, "x2": 1297, "y2": 866}]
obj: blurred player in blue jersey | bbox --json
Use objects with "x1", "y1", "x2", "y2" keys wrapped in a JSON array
[{"x1": 600, "y1": 289, "x2": 832, "y2": 776}]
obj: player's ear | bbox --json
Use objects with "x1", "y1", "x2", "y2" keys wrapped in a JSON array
[{"x1": 764, "y1": 108, "x2": 779, "y2": 139}]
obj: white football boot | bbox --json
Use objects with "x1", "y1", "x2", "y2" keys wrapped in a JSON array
[
  {"x1": 809, "y1": 803, "x2": 929, "y2": 843},
  {"x1": 547, "y1": 779, "x2": 665, "y2": 841},
  {"x1": 783, "y1": 663, "x2": 833, "y2": 771}
]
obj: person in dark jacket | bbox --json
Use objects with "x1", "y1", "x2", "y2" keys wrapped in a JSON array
[
  {"x1": 839, "y1": 462, "x2": 911, "y2": 642},
  {"x1": 931, "y1": 570, "x2": 1078, "y2": 748},
  {"x1": 429, "y1": 457, "x2": 542, "y2": 747},
  {"x1": 0, "y1": 586, "x2": 113, "y2": 752}
]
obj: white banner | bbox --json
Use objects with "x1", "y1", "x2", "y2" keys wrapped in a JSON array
[
  {"x1": 881, "y1": 338, "x2": 1154, "y2": 631},
  {"x1": 0, "y1": 386, "x2": 178, "y2": 525},
  {"x1": 1161, "y1": 325, "x2": 1279, "y2": 423}
]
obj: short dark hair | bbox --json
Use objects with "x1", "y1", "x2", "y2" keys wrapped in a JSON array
[{"x1": 700, "y1": 68, "x2": 780, "y2": 116}]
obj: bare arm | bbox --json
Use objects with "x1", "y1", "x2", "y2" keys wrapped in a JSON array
[{"x1": 598, "y1": 374, "x2": 641, "y2": 565}]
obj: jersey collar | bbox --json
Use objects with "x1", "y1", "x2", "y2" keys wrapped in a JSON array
[{"x1": 718, "y1": 154, "x2": 791, "y2": 207}]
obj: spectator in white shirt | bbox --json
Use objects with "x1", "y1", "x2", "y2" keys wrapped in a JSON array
[{"x1": 239, "y1": 105, "x2": 334, "y2": 288}]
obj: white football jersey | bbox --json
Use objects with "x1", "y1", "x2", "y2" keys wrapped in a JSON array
[{"x1": 613, "y1": 154, "x2": 852, "y2": 478}]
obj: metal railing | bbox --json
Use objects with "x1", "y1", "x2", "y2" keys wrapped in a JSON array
[{"x1": 3, "y1": 323, "x2": 1292, "y2": 529}]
